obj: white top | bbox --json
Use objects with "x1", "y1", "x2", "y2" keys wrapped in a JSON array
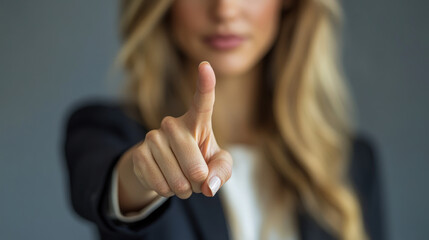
[{"x1": 108, "y1": 145, "x2": 297, "y2": 240}]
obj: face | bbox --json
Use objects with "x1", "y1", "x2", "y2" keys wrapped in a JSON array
[{"x1": 170, "y1": 0, "x2": 284, "y2": 78}]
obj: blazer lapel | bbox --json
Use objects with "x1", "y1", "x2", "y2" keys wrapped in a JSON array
[
  {"x1": 184, "y1": 194, "x2": 335, "y2": 240},
  {"x1": 184, "y1": 193, "x2": 230, "y2": 240}
]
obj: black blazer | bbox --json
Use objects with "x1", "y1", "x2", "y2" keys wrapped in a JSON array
[{"x1": 63, "y1": 101, "x2": 385, "y2": 240}]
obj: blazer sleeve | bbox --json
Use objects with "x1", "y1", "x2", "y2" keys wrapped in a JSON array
[
  {"x1": 63, "y1": 103, "x2": 174, "y2": 238},
  {"x1": 350, "y1": 137, "x2": 386, "y2": 240}
]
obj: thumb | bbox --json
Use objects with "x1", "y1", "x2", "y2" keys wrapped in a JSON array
[
  {"x1": 188, "y1": 61, "x2": 216, "y2": 123},
  {"x1": 201, "y1": 150, "x2": 233, "y2": 197}
]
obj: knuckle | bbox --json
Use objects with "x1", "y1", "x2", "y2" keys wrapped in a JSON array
[
  {"x1": 160, "y1": 116, "x2": 177, "y2": 133},
  {"x1": 145, "y1": 130, "x2": 161, "y2": 143},
  {"x1": 176, "y1": 189, "x2": 192, "y2": 199},
  {"x1": 187, "y1": 164, "x2": 208, "y2": 183},
  {"x1": 153, "y1": 181, "x2": 172, "y2": 197},
  {"x1": 177, "y1": 191, "x2": 192, "y2": 200},
  {"x1": 172, "y1": 179, "x2": 191, "y2": 196}
]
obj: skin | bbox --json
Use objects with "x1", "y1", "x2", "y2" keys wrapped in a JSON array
[
  {"x1": 171, "y1": 0, "x2": 283, "y2": 78},
  {"x1": 117, "y1": 0, "x2": 284, "y2": 214}
]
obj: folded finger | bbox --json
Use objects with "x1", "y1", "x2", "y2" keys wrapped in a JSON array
[
  {"x1": 133, "y1": 141, "x2": 173, "y2": 198},
  {"x1": 148, "y1": 131, "x2": 193, "y2": 199},
  {"x1": 162, "y1": 121, "x2": 208, "y2": 193}
]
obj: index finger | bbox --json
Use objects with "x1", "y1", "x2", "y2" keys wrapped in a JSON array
[{"x1": 189, "y1": 61, "x2": 216, "y2": 122}]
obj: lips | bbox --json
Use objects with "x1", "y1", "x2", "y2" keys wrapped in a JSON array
[{"x1": 204, "y1": 34, "x2": 246, "y2": 50}]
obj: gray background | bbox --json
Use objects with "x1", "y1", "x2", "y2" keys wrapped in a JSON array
[{"x1": 0, "y1": 0, "x2": 427, "y2": 239}]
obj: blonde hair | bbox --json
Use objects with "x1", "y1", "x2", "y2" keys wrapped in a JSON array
[{"x1": 118, "y1": 0, "x2": 367, "y2": 239}]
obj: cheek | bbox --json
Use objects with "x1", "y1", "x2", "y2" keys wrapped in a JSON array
[
  {"x1": 170, "y1": 2, "x2": 206, "y2": 52},
  {"x1": 249, "y1": 1, "x2": 282, "y2": 49}
]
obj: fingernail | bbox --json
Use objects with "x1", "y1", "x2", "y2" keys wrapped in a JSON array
[
  {"x1": 208, "y1": 176, "x2": 221, "y2": 196},
  {"x1": 199, "y1": 61, "x2": 209, "y2": 67}
]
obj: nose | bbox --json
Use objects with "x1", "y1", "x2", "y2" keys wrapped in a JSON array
[{"x1": 212, "y1": 0, "x2": 240, "y2": 22}]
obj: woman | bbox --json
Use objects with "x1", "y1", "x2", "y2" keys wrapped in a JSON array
[{"x1": 64, "y1": 0, "x2": 384, "y2": 239}]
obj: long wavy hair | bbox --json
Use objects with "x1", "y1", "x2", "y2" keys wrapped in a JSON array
[{"x1": 117, "y1": 0, "x2": 367, "y2": 239}]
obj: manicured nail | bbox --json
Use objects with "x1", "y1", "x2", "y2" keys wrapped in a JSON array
[{"x1": 208, "y1": 176, "x2": 221, "y2": 196}]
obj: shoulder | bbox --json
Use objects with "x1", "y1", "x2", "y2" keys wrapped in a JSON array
[
  {"x1": 66, "y1": 99, "x2": 133, "y2": 122},
  {"x1": 349, "y1": 134, "x2": 385, "y2": 240},
  {"x1": 66, "y1": 99, "x2": 142, "y2": 128},
  {"x1": 64, "y1": 98, "x2": 148, "y2": 140},
  {"x1": 350, "y1": 135, "x2": 377, "y2": 165},
  {"x1": 349, "y1": 134, "x2": 380, "y2": 190}
]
